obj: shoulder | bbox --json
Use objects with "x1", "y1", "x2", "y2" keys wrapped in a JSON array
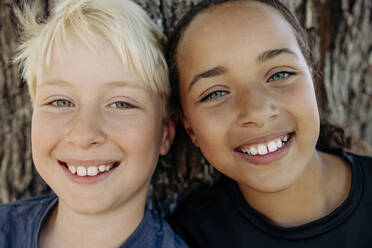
[
  {"x1": 0, "y1": 194, "x2": 56, "y2": 220},
  {"x1": 148, "y1": 210, "x2": 189, "y2": 248},
  {"x1": 169, "y1": 179, "x2": 233, "y2": 246},
  {"x1": 343, "y1": 151, "x2": 372, "y2": 165},
  {"x1": 172, "y1": 179, "x2": 231, "y2": 222},
  {"x1": 0, "y1": 194, "x2": 57, "y2": 247},
  {"x1": 343, "y1": 151, "x2": 372, "y2": 175},
  {"x1": 122, "y1": 207, "x2": 189, "y2": 248}
]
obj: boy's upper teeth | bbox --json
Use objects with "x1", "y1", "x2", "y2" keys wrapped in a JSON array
[
  {"x1": 67, "y1": 163, "x2": 113, "y2": 176},
  {"x1": 239, "y1": 135, "x2": 289, "y2": 155}
]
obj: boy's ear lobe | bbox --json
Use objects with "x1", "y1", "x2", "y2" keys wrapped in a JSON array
[
  {"x1": 183, "y1": 118, "x2": 199, "y2": 147},
  {"x1": 160, "y1": 118, "x2": 176, "y2": 155}
]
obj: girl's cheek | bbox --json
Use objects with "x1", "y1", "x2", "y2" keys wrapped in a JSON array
[
  {"x1": 282, "y1": 81, "x2": 320, "y2": 133},
  {"x1": 188, "y1": 101, "x2": 232, "y2": 128}
]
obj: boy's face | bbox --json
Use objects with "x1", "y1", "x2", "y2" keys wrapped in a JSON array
[
  {"x1": 177, "y1": 3, "x2": 320, "y2": 193},
  {"x1": 32, "y1": 33, "x2": 173, "y2": 214}
]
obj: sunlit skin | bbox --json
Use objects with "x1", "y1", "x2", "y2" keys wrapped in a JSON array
[
  {"x1": 32, "y1": 33, "x2": 174, "y2": 247},
  {"x1": 177, "y1": 2, "x2": 350, "y2": 227}
]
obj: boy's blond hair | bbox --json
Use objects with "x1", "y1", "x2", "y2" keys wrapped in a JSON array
[{"x1": 15, "y1": 0, "x2": 169, "y2": 112}]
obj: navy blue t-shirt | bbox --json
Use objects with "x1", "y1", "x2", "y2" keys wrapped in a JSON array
[{"x1": 0, "y1": 194, "x2": 189, "y2": 248}]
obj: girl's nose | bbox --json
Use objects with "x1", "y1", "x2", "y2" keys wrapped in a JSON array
[
  {"x1": 236, "y1": 88, "x2": 279, "y2": 128},
  {"x1": 66, "y1": 108, "x2": 106, "y2": 149}
]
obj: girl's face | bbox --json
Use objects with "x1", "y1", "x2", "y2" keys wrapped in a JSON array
[{"x1": 177, "y1": 2, "x2": 320, "y2": 193}]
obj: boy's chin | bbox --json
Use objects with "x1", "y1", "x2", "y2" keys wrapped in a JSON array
[{"x1": 59, "y1": 190, "x2": 147, "y2": 216}]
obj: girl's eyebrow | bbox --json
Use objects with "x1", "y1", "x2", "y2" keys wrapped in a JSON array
[
  {"x1": 187, "y1": 48, "x2": 296, "y2": 92},
  {"x1": 257, "y1": 48, "x2": 297, "y2": 63},
  {"x1": 188, "y1": 65, "x2": 227, "y2": 92}
]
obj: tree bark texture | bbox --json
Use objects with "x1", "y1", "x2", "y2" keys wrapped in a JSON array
[{"x1": 0, "y1": 0, "x2": 371, "y2": 216}]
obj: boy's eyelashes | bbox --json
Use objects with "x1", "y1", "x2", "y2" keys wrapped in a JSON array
[
  {"x1": 108, "y1": 101, "x2": 136, "y2": 109},
  {"x1": 44, "y1": 98, "x2": 137, "y2": 110},
  {"x1": 49, "y1": 99, "x2": 74, "y2": 108}
]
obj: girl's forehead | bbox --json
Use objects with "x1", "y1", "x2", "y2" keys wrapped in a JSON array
[
  {"x1": 184, "y1": 1, "x2": 284, "y2": 33},
  {"x1": 179, "y1": 2, "x2": 291, "y2": 50},
  {"x1": 178, "y1": 2, "x2": 298, "y2": 60}
]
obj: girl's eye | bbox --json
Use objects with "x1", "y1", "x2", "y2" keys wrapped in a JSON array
[
  {"x1": 268, "y1": 71, "x2": 295, "y2": 82},
  {"x1": 109, "y1": 101, "x2": 134, "y2": 109},
  {"x1": 50, "y1": 99, "x2": 74, "y2": 107},
  {"x1": 201, "y1": 90, "x2": 229, "y2": 102}
]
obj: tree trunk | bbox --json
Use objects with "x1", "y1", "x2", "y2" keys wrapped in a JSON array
[{"x1": 0, "y1": 0, "x2": 371, "y2": 216}]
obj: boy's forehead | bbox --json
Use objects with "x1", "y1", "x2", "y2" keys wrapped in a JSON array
[
  {"x1": 37, "y1": 31, "x2": 146, "y2": 88},
  {"x1": 49, "y1": 30, "x2": 128, "y2": 67}
]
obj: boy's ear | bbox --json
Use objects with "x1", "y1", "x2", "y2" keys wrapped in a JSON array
[
  {"x1": 183, "y1": 118, "x2": 199, "y2": 147},
  {"x1": 160, "y1": 118, "x2": 176, "y2": 155}
]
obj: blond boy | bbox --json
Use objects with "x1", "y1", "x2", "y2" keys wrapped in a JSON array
[{"x1": 0, "y1": 0, "x2": 188, "y2": 247}]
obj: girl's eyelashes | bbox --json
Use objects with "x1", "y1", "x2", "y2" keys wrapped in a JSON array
[
  {"x1": 49, "y1": 99, "x2": 74, "y2": 108},
  {"x1": 108, "y1": 101, "x2": 135, "y2": 109},
  {"x1": 267, "y1": 71, "x2": 296, "y2": 82},
  {"x1": 201, "y1": 90, "x2": 229, "y2": 102}
]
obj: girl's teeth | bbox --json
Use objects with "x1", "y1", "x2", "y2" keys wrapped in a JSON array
[
  {"x1": 258, "y1": 144, "x2": 268, "y2": 155},
  {"x1": 87, "y1": 167, "x2": 98, "y2": 176},
  {"x1": 267, "y1": 140, "x2": 278, "y2": 152},
  {"x1": 77, "y1": 166, "x2": 87, "y2": 176},
  {"x1": 250, "y1": 146, "x2": 258, "y2": 155},
  {"x1": 69, "y1": 165, "x2": 76, "y2": 174},
  {"x1": 98, "y1": 165, "x2": 106, "y2": 172},
  {"x1": 275, "y1": 138, "x2": 283, "y2": 148},
  {"x1": 239, "y1": 134, "x2": 290, "y2": 156}
]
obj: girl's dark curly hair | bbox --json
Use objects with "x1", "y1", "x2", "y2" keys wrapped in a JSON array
[{"x1": 166, "y1": 0, "x2": 350, "y2": 152}]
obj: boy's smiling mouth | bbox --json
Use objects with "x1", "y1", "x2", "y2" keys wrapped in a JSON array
[
  {"x1": 235, "y1": 132, "x2": 295, "y2": 165},
  {"x1": 58, "y1": 160, "x2": 121, "y2": 177}
]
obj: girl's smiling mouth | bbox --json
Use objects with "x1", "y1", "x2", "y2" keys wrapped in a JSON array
[{"x1": 235, "y1": 132, "x2": 295, "y2": 165}]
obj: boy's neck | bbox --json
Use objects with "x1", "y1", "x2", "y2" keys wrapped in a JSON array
[
  {"x1": 39, "y1": 191, "x2": 147, "y2": 248},
  {"x1": 238, "y1": 150, "x2": 351, "y2": 227}
]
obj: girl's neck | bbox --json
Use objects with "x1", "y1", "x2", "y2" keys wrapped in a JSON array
[
  {"x1": 239, "y1": 151, "x2": 351, "y2": 227},
  {"x1": 39, "y1": 193, "x2": 147, "y2": 248}
]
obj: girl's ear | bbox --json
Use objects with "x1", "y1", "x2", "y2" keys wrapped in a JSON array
[
  {"x1": 160, "y1": 118, "x2": 176, "y2": 155},
  {"x1": 183, "y1": 118, "x2": 199, "y2": 147}
]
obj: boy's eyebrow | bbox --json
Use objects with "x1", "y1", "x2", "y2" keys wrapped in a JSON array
[
  {"x1": 257, "y1": 48, "x2": 297, "y2": 63},
  {"x1": 188, "y1": 66, "x2": 227, "y2": 91},
  {"x1": 38, "y1": 80, "x2": 138, "y2": 88},
  {"x1": 104, "y1": 81, "x2": 132, "y2": 87},
  {"x1": 37, "y1": 80, "x2": 74, "y2": 88}
]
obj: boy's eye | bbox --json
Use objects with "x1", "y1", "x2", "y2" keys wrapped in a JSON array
[
  {"x1": 109, "y1": 101, "x2": 134, "y2": 109},
  {"x1": 268, "y1": 71, "x2": 295, "y2": 82},
  {"x1": 50, "y1": 99, "x2": 74, "y2": 107},
  {"x1": 201, "y1": 90, "x2": 229, "y2": 102}
]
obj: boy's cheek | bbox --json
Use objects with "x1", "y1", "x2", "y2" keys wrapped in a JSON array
[{"x1": 31, "y1": 111, "x2": 65, "y2": 151}]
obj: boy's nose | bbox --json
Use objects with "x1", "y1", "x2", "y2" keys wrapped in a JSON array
[
  {"x1": 236, "y1": 89, "x2": 279, "y2": 128},
  {"x1": 66, "y1": 109, "x2": 106, "y2": 149}
]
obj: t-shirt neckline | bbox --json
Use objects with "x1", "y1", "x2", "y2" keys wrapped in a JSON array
[{"x1": 228, "y1": 151, "x2": 363, "y2": 239}]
